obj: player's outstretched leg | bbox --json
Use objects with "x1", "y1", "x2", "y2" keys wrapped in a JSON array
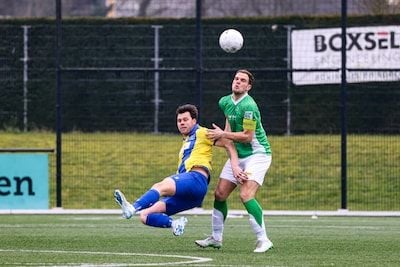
[{"x1": 114, "y1": 189, "x2": 136, "y2": 219}]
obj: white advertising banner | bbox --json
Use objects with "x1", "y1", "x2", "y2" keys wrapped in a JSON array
[{"x1": 291, "y1": 25, "x2": 400, "y2": 85}]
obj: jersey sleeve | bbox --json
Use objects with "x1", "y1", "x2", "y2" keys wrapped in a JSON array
[
  {"x1": 242, "y1": 107, "x2": 258, "y2": 131},
  {"x1": 218, "y1": 96, "x2": 228, "y2": 114},
  {"x1": 199, "y1": 127, "x2": 213, "y2": 146}
]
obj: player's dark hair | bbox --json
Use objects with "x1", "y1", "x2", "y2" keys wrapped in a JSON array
[
  {"x1": 176, "y1": 104, "x2": 198, "y2": 120},
  {"x1": 236, "y1": 69, "x2": 254, "y2": 85}
]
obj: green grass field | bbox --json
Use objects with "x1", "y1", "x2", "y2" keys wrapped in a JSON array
[
  {"x1": 0, "y1": 131, "x2": 399, "y2": 210},
  {"x1": 0, "y1": 214, "x2": 399, "y2": 266}
]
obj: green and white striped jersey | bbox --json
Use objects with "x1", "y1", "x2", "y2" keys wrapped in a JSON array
[{"x1": 219, "y1": 93, "x2": 271, "y2": 158}]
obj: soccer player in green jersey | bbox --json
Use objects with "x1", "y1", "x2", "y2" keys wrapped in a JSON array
[{"x1": 195, "y1": 69, "x2": 273, "y2": 253}]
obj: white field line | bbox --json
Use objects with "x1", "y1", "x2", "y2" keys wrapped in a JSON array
[{"x1": 0, "y1": 249, "x2": 212, "y2": 266}]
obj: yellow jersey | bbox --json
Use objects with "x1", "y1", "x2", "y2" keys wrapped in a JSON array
[{"x1": 177, "y1": 124, "x2": 213, "y2": 174}]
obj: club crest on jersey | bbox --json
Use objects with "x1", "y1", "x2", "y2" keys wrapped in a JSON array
[{"x1": 244, "y1": 111, "x2": 253, "y2": 120}]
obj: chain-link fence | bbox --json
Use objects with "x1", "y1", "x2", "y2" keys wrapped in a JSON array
[{"x1": 0, "y1": 0, "x2": 399, "y2": 210}]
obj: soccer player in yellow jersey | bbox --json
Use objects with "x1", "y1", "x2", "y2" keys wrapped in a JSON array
[{"x1": 114, "y1": 104, "x2": 245, "y2": 236}]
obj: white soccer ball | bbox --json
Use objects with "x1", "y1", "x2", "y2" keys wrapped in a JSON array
[{"x1": 219, "y1": 29, "x2": 244, "y2": 53}]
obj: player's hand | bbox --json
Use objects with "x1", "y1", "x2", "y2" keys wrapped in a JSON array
[
  {"x1": 232, "y1": 166, "x2": 248, "y2": 184},
  {"x1": 207, "y1": 123, "x2": 225, "y2": 141}
]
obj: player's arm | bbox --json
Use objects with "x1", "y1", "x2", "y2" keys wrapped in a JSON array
[
  {"x1": 214, "y1": 137, "x2": 248, "y2": 183},
  {"x1": 208, "y1": 118, "x2": 253, "y2": 143}
]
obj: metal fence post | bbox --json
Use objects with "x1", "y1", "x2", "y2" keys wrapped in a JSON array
[
  {"x1": 152, "y1": 25, "x2": 163, "y2": 134},
  {"x1": 340, "y1": 0, "x2": 348, "y2": 210},
  {"x1": 21, "y1": 25, "x2": 30, "y2": 132},
  {"x1": 55, "y1": 0, "x2": 62, "y2": 208},
  {"x1": 195, "y1": 0, "x2": 203, "y2": 122}
]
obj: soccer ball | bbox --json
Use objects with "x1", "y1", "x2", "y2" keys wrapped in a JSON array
[{"x1": 219, "y1": 29, "x2": 244, "y2": 53}]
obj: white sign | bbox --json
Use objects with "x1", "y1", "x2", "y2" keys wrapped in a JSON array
[{"x1": 291, "y1": 25, "x2": 400, "y2": 85}]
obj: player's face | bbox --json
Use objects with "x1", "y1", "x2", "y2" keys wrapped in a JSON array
[
  {"x1": 176, "y1": 111, "x2": 197, "y2": 136},
  {"x1": 231, "y1": 72, "x2": 252, "y2": 96}
]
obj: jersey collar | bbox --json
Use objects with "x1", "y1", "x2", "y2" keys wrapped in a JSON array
[
  {"x1": 231, "y1": 93, "x2": 248, "y2": 105},
  {"x1": 186, "y1": 123, "x2": 199, "y2": 138}
]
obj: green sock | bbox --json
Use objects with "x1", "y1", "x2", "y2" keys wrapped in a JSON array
[
  {"x1": 214, "y1": 200, "x2": 228, "y2": 221},
  {"x1": 244, "y1": 199, "x2": 263, "y2": 226}
]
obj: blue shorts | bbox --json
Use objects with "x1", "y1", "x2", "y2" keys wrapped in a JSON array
[{"x1": 162, "y1": 171, "x2": 208, "y2": 215}]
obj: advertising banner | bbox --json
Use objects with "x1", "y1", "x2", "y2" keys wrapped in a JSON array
[
  {"x1": 0, "y1": 154, "x2": 49, "y2": 209},
  {"x1": 292, "y1": 25, "x2": 400, "y2": 85}
]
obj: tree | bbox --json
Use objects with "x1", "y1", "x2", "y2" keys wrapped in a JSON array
[
  {"x1": 353, "y1": 0, "x2": 400, "y2": 15},
  {"x1": 0, "y1": 0, "x2": 108, "y2": 17}
]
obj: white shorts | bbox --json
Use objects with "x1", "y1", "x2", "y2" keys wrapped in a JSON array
[{"x1": 220, "y1": 153, "x2": 272, "y2": 186}]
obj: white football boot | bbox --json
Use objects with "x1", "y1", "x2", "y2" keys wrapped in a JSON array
[
  {"x1": 253, "y1": 239, "x2": 273, "y2": 253},
  {"x1": 113, "y1": 189, "x2": 135, "y2": 219},
  {"x1": 171, "y1": 217, "x2": 188, "y2": 236},
  {"x1": 195, "y1": 236, "x2": 222, "y2": 249}
]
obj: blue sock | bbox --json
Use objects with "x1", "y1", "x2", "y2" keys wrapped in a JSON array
[
  {"x1": 133, "y1": 189, "x2": 160, "y2": 211},
  {"x1": 146, "y1": 213, "x2": 173, "y2": 228}
]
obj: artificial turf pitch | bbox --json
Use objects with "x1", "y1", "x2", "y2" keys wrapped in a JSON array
[{"x1": 1, "y1": 214, "x2": 399, "y2": 266}]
